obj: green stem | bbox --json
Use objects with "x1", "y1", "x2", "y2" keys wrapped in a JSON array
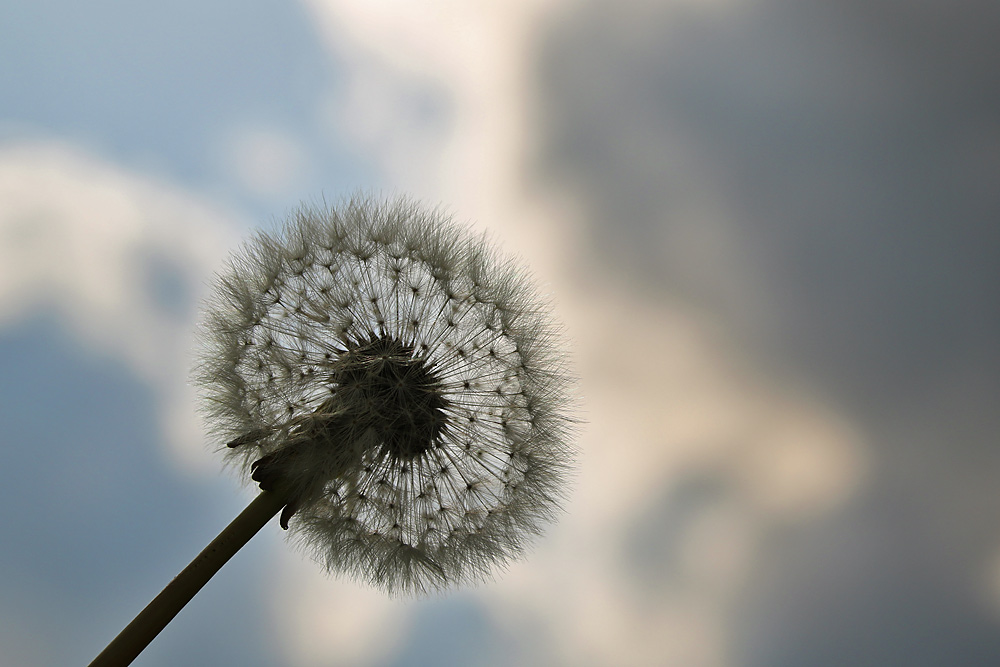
[{"x1": 88, "y1": 490, "x2": 289, "y2": 667}]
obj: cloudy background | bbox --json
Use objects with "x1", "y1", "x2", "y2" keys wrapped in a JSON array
[{"x1": 2, "y1": 0, "x2": 999, "y2": 665}]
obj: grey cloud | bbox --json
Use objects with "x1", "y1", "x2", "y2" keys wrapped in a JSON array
[
  {"x1": 536, "y1": 0, "x2": 1000, "y2": 404},
  {"x1": 623, "y1": 470, "x2": 734, "y2": 599},
  {"x1": 735, "y1": 487, "x2": 1000, "y2": 666},
  {"x1": 536, "y1": 1, "x2": 1000, "y2": 663}
]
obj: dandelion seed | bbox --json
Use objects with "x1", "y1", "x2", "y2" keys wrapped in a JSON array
[
  {"x1": 88, "y1": 194, "x2": 576, "y2": 667},
  {"x1": 200, "y1": 194, "x2": 575, "y2": 594}
]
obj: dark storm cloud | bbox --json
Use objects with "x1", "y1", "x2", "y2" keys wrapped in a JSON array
[
  {"x1": 736, "y1": 485, "x2": 1000, "y2": 666},
  {"x1": 536, "y1": 0, "x2": 1000, "y2": 404},
  {"x1": 535, "y1": 1, "x2": 1000, "y2": 664}
]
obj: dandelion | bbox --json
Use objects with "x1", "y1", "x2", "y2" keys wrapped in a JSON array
[{"x1": 89, "y1": 195, "x2": 575, "y2": 666}]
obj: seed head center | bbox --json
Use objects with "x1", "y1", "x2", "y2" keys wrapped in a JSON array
[{"x1": 331, "y1": 335, "x2": 449, "y2": 460}]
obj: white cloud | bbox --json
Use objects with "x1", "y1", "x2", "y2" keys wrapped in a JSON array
[
  {"x1": 218, "y1": 124, "x2": 310, "y2": 199},
  {"x1": 268, "y1": 556, "x2": 409, "y2": 667},
  {"x1": 303, "y1": 0, "x2": 567, "y2": 214},
  {"x1": 481, "y1": 281, "x2": 868, "y2": 666},
  {"x1": 0, "y1": 140, "x2": 242, "y2": 473}
]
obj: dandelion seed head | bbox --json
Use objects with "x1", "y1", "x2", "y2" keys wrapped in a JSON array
[{"x1": 196, "y1": 195, "x2": 575, "y2": 595}]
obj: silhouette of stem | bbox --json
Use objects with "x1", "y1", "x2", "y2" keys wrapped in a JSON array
[{"x1": 88, "y1": 490, "x2": 289, "y2": 667}]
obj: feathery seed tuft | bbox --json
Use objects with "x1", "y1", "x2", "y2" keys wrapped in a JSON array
[{"x1": 196, "y1": 195, "x2": 575, "y2": 595}]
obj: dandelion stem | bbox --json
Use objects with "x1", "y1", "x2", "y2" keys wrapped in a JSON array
[{"x1": 88, "y1": 490, "x2": 289, "y2": 667}]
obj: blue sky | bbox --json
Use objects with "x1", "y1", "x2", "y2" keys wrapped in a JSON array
[
  {"x1": 2, "y1": 1, "x2": 1000, "y2": 666},
  {"x1": 1, "y1": 0, "x2": 378, "y2": 220}
]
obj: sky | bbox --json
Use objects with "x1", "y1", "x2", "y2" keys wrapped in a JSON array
[{"x1": 1, "y1": 1, "x2": 999, "y2": 665}]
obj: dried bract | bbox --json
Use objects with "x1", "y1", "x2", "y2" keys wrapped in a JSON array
[{"x1": 195, "y1": 196, "x2": 575, "y2": 595}]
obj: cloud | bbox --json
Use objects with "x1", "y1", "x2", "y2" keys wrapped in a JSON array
[
  {"x1": 480, "y1": 285, "x2": 868, "y2": 666},
  {"x1": 533, "y1": 0, "x2": 1000, "y2": 664},
  {"x1": 302, "y1": 0, "x2": 567, "y2": 216},
  {"x1": 3, "y1": 0, "x2": 996, "y2": 663},
  {"x1": 217, "y1": 123, "x2": 311, "y2": 198},
  {"x1": 270, "y1": 2, "x2": 872, "y2": 665},
  {"x1": 0, "y1": 314, "x2": 286, "y2": 666},
  {"x1": 269, "y1": 557, "x2": 408, "y2": 667},
  {"x1": 0, "y1": 0, "x2": 337, "y2": 192},
  {"x1": 535, "y1": 0, "x2": 1000, "y2": 397},
  {"x1": 0, "y1": 140, "x2": 242, "y2": 472}
]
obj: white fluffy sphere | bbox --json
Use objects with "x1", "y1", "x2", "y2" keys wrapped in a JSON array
[{"x1": 196, "y1": 195, "x2": 575, "y2": 595}]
